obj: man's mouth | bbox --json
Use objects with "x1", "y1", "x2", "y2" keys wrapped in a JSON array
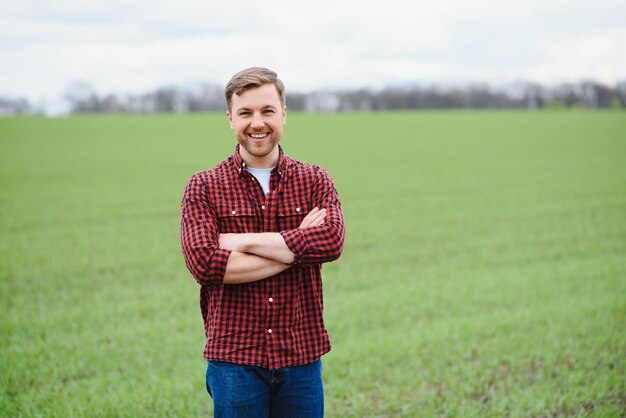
[{"x1": 248, "y1": 133, "x2": 269, "y2": 140}]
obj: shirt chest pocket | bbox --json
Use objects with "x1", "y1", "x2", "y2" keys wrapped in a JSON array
[
  {"x1": 216, "y1": 203, "x2": 257, "y2": 233},
  {"x1": 277, "y1": 201, "x2": 309, "y2": 230}
]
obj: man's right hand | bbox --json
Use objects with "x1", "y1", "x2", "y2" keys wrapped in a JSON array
[{"x1": 299, "y1": 207, "x2": 326, "y2": 229}]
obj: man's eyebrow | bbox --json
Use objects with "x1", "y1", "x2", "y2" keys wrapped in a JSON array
[{"x1": 236, "y1": 105, "x2": 277, "y2": 112}]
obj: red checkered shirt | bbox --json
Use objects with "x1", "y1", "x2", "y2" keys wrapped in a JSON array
[{"x1": 180, "y1": 145, "x2": 345, "y2": 369}]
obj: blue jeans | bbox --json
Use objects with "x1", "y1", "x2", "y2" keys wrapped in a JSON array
[{"x1": 205, "y1": 359, "x2": 324, "y2": 418}]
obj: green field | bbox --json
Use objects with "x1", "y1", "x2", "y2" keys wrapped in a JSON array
[{"x1": 1, "y1": 111, "x2": 625, "y2": 417}]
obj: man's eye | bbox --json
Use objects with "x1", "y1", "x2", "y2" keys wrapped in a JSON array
[
  {"x1": 239, "y1": 112, "x2": 250, "y2": 117},
  {"x1": 264, "y1": 110, "x2": 275, "y2": 114}
]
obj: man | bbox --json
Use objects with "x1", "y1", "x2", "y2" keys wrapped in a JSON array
[{"x1": 180, "y1": 67, "x2": 345, "y2": 417}]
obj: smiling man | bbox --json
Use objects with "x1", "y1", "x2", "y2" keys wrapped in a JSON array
[{"x1": 180, "y1": 67, "x2": 345, "y2": 417}]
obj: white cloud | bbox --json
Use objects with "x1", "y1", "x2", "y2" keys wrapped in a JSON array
[
  {"x1": 532, "y1": 28, "x2": 626, "y2": 84},
  {"x1": 0, "y1": 0, "x2": 624, "y2": 103}
]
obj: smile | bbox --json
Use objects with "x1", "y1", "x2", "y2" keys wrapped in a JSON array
[{"x1": 248, "y1": 133, "x2": 269, "y2": 140}]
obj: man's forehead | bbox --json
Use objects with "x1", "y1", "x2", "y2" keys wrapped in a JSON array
[{"x1": 232, "y1": 84, "x2": 282, "y2": 109}]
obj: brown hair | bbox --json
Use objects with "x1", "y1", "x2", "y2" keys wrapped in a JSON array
[{"x1": 225, "y1": 67, "x2": 285, "y2": 111}]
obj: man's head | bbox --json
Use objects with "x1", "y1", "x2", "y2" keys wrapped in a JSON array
[
  {"x1": 225, "y1": 67, "x2": 287, "y2": 168},
  {"x1": 225, "y1": 67, "x2": 285, "y2": 113}
]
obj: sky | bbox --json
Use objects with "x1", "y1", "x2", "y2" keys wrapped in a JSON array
[{"x1": 1, "y1": 0, "x2": 625, "y2": 105}]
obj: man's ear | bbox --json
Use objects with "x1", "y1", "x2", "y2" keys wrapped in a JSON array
[
  {"x1": 283, "y1": 106, "x2": 287, "y2": 125},
  {"x1": 226, "y1": 111, "x2": 234, "y2": 129}
]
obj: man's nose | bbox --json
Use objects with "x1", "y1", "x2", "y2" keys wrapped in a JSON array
[{"x1": 251, "y1": 113, "x2": 264, "y2": 128}]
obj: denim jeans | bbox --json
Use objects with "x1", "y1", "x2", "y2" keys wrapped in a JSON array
[{"x1": 205, "y1": 359, "x2": 324, "y2": 418}]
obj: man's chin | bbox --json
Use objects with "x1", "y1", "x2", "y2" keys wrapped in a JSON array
[{"x1": 240, "y1": 142, "x2": 277, "y2": 159}]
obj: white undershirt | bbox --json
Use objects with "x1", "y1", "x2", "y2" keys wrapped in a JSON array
[{"x1": 247, "y1": 166, "x2": 275, "y2": 196}]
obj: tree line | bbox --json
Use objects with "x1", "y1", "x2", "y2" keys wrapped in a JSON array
[{"x1": 1, "y1": 80, "x2": 625, "y2": 116}]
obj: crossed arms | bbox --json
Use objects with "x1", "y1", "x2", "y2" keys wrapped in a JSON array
[
  {"x1": 180, "y1": 169, "x2": 345, "y2": 286},
  {"x1": 219, "y1": 207, "x2": 326, "y2": 284}
]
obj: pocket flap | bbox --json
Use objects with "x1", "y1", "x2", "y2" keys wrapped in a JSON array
[
  {"x1": 216, "y1": 203, "x2": 256, "y2": 217},
  {"x1": 277, "y1": 201, "x2": 308, "y2": 217}
]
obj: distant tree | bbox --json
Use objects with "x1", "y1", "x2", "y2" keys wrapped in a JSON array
[
  {"x1": 615, "y1": 81, "x2": 626, "y2": 106},
  {"x1": 589, "y1": 82, "x2": 617, "y2": 108},
  {"x1": 521, "y1": 82, "x2": 545, "y2": 109},
  {"x1": 151, "y1": 87, "x2": 178, "y2": 112},
  {"x1": 286, "y1": 93, "x2": 306, "y2": 111},
  {"x1": 337, "y1": 89, "x2": 374, "y2": 111},
  {"x1": 53, "y1": 78, "x2": 626, "y2": 115},
  {"x1": 99, "y1": 94, "x2": 127, "y2": 113},
  {"x1": 0, "y1": 96, "x2": 32, "y2": 116},
  {"x1": 64, "y1": 80, "x2": 99, "y2": 113}
]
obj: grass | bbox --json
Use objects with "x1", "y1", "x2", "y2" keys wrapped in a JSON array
[{"x1": 1, "y1": 111, "x2": 625, "y2": 417}]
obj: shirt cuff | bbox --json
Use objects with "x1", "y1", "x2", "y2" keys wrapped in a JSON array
[
  {"x1": 280, "y1": 229, "x2": 306, "y2": 265},
  {"x1": 209, "y1": 247, "x2": 232, "y2": 283}
]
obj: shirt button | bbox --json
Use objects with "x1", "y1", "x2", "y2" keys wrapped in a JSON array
[
  {"x1": 267, "y1": 329, "x2": 272, "y2": 334},
  {"x1": 261, "y1": 205, "x2": 266, "y2": 210},
  {"x1": 231, "y1": 210, "x2": 236, "y2": 215},
  {"x1": 296, "y1": 207, "x2": 301, "y2": 212},
  {"x1": 269, "y1": 297, "x2": 274, "y2": 303}
]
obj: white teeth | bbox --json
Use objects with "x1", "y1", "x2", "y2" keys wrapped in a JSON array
[{"x1": 250, "y1": 133, "x2": 268, "y2": 139}]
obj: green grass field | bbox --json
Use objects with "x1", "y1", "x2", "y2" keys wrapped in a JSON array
[{"x1": 1, "y1": 111, "x2": 625, "y2": 417}]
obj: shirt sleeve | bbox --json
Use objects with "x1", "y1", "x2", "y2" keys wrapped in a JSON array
[
  {"x1": 180, "y1": 173, "x2": 231, "y2": 285},
  {"x1": 280, "y1": 168, "x2": 345, "y2": 265}
]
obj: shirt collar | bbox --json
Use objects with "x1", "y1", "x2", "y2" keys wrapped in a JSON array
[{"x1": 232, "y1": 144, "x2": 290, "y2": 179}]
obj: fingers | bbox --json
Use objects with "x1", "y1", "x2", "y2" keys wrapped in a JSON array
[
  {"x1": 300, "y1": 207, "x2": 320, "y2": 225},
  {"x1": 299, "y1": 207, "x2": 327, "y2": 229},
  {"x1": 307, "y1": 208, "x2": 326, "y2": 224},
  {"x1": 299, "y1": 208, "x2": 315, "y2": 228},
  {"x1": 308, "y1": 209, "x2": 326, "y2": 226}
]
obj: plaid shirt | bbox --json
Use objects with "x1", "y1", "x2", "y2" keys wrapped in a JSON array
[{"x1": 180, "y1": 145, "x2": 345, "y2": 369}]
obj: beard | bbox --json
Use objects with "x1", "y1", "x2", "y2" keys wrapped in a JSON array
[{"x1": 236, "y1": 132, "x2": 280, "y2": 159}]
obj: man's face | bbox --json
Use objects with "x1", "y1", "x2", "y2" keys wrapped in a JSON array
[{"x1": 227, "y1": 83, "x2": 286, "y2": 166}]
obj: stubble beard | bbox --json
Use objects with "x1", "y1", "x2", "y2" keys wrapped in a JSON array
[{"x1": 237, "y1": 133, "x2": 280, "y2": 159}]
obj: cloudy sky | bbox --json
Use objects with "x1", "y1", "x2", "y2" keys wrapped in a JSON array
[{"x1": 1, "y1": 0, "x2": 625, "y2": 103}]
